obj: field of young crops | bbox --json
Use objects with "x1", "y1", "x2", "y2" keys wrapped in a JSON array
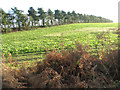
[{"x1": 1, "y1": 23, "x2": 118, "y2": 66}]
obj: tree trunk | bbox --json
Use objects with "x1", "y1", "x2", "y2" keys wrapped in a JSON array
[
  {"x1": 4, "y1": 25, "x2": 6, "y2": 33},
  {"x1": 32, "y1": 21, "x2": 33, "y2": 28},
  {"x1": 58, "y1": 19, "x2": 60, "y2": 25},
  {"x1": 18, "y1": 22, "x2": 21, "y2": 31},
  {"x1": 12, "y1": 22, "x2": 15, "y2": 29},
  {"x1": 43, "y1": 19, "x2": 45, "y2": 26},
  {"x1": 51, "y1": 19, "x2": 53, "y2": 26},
  {"x1": 38, "y1": 20, "x2": 40, "y2": 27},
  {"x1": 64, "y1": 19, "x2": 66, "y2": 24}
]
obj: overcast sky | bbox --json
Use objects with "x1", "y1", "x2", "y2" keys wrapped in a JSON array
[{"x1": 0, "y1": 0, "x2": 119, "y2": 23}]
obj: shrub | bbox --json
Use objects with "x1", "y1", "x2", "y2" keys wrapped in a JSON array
[{"x1": 2, "y1": 44, "x2": 120, "y2": 88}]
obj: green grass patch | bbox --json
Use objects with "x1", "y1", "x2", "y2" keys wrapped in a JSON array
[{"x1": 1, "y1": 23, "x2": 118, "y2": 67}]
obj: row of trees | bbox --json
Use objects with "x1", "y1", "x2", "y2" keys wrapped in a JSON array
[{"x1": 0, "y1": 7, "x2": 113, "y2": 33}]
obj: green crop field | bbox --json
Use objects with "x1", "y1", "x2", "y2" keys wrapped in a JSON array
[{"x1": 1, "y1": 23, "x2": 118, "y2": 68}]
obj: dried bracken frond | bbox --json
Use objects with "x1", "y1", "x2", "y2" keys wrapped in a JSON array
[{"x1": 2, "y1": 44, "x2": 120, "y2": 88}]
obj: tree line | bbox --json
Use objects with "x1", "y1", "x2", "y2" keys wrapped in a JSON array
[{"x1": 0, "y1": 7, "x2": 113, "y2": 33}]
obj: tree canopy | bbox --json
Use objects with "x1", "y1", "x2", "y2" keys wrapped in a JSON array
[{"x1": 0, "y1": 7, "x2": 113, "y2": 33}]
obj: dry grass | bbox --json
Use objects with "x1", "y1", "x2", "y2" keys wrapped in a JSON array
[{"x1": 2, "y1": 44, "x2": 120, "y2": 88}]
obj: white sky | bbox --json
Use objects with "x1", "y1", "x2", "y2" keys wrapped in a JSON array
[{"x1": 0, "y1": 0, "x2": 119, "y2": 22}]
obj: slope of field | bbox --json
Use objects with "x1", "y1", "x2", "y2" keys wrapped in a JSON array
[{"x1": 1, "y1": 23, "x2": 118, "y2": 67}]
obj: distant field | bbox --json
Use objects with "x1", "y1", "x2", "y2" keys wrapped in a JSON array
[{"x1": 1, "y1": 23, "x2": 118, "y2": 67}]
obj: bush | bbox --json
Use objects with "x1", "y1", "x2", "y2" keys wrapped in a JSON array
[{"x1": 2, "y1": 44, "x2": 120, "y2": 88}]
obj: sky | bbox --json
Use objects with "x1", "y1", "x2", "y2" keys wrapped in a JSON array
[{"x1": 0, "y1": 0, "x2": 119, "y2": 23}]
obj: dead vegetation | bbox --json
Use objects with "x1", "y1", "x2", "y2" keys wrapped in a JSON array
[{"x1": 2, "y1": 44, "x2": 120, "y2": 88}]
